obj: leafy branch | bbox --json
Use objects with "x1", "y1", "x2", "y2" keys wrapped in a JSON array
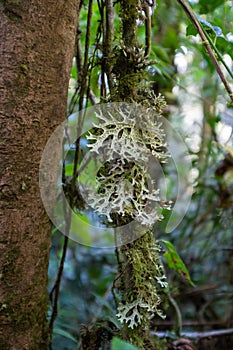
[{"x1": 177, "y1": 0, "x2": 233, "y2": 103}]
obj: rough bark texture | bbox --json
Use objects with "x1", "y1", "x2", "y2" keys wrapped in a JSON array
[{"x1": 0, "y1": 0, "x2": 79, "y2": 348}]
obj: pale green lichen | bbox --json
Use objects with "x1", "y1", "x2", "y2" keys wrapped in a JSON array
[
  {"x1": 87, "y1": 102, "x2": 171, "y2": 225},
  {"x1": 116, "y1": 234, "x2": 168, "y2": 328},
  {"x1": 117, "y1": 300, "x2": 159, "y2": 329}
]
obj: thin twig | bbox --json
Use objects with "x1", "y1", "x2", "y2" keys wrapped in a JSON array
[
  {"x1": 203, "y1": 28, "x2": 233, "y2": 80},
  {"x1": 105, "y1": 0, "x2": 114, "y2": 92},
  {"x1": 143, "y1": 2, "x2": 151, "y2": 57},
  {"x1": 49, "y1": 236, "x2": 69, "y2": 333},
  {"x1": 78, "y1": 0, "x2": 93, "y2": 111},
  {"x1": 153, "y1": 327, "x2": 233, "y2": 339},
  {"x1": 76, "y1": 27, "x2": 83, "y2": 85},
  {"x1": 177, "y1": 0, "x2": 233, "y2": 103},
  {"x1": 167, "y1": 292, "x2": 182, "y2": 336},
  {"x1": 72, "y1": 0, "x2": 93, "y2": 191},
  {"x1": 48, "y1": 122, "x2": 75, "y2": 345}
]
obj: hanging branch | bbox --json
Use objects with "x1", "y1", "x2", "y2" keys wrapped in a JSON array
[{"x1": 177, "y1": 0, "x2": 233, "y2": 103}]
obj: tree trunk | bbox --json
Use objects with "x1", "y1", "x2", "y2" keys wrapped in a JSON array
[{"x1": 0, "y1": 1, "x2": 79, "y2": 348}]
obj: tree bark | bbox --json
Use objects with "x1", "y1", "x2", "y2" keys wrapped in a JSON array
[{"x1": 0, "y1": 0, "x2": 80, "y2": 348}]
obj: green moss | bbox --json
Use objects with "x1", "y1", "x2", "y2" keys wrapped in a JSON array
[
  {"x1": 121, "y1": 326, "x2": 146, "y2": 348},
  {"x1": 117, "y1": 233, "x2": 168, "y2": 332},
  {"x1": 40, "y1": 242, "x2": 48, "y2": 251},
  {"x1": 0, "y1": 337, "x2": 11, "y2": 350},
  {"x1": 19, "y1": 63, "x2": 29, "y2": 74},
  {"x1": 3, "y1": 0, "x2": 26, "y2": 22},
  {"x1": 4, "y1": 6, "x2": 23, "y2": 22},
  {"x1": 2, "y1": 246, "x2": 20, "y2": 277},
  {"x1": 2, "y1": 286, "x2": 49, "y2": 347},
  {"x1": 5, "y1": 100, "x2": 15, "y2": 114},
  {"x1": 119, "y1": 0, "x2": 140, "y2": 47},
  {"x1": 13, "y1": 60, "x2": 30, "y2": 97}
]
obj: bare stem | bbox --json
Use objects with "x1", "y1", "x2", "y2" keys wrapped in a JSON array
[
  {"x1": 143, "y1": 2, "x2": 151, "y2": 57},
  {"x1": 105, "y1": 0, "x2": 114, "y2": 92}
]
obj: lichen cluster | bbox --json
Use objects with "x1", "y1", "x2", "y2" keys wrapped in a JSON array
[
  {"x1": 116, "y1": 233, "x2": 168, "y2": 329},
  {"x1": 87, "y1": 101, "x2": 171, "y2": 226}
]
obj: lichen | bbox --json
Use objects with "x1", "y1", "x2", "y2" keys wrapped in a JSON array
[
  {"x1": 87, "y1": 102, "x2": 171, "y2": 226},
  {"x1": 117, "y1": 233, "x2": 168, "y2": 329}
]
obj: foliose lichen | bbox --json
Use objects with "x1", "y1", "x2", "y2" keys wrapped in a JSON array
[
  {"x1": 116, "y1": 233, "x2": 168, "y2": 329},
  {"x1": 87, "y1": 100, "x2": 171, "y2": 226}
]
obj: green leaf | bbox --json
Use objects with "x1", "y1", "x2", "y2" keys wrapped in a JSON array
[
  {"x1": 53, "y1": 327, "x2": 78, "y2": 343},
  {"x1": 160, "y1": 240, "x2": 195, "y2": 287},
  {"x1": 70, "y1": 62, "x2": 77, "y2": 80},
  {"x1": 186, "y1": 17, "x2": 223, "y2": 38},
  {"x1": 186, "y1": 23, "x2": 198, "y2": 37},
  {"x1": 198, "y1": 0, "x2": 225, "y2": 14},
  {"x1": 64, "y1": 163, "x2": 74, "y2": 176},
  {"x1": 198, "y1": 17, "x2": 222, "y2": 37},
  {"x1": 111, "y1": 337, "x2": 139, "y2": 350},
  {"x1": 151, "y1": 44, "x2": 170, "y2": 63},
  {"x1": 216, "y1": 37, "x2": 233, "y2": 57},
  {"x1": 92, "y1": 293, "x2": 114, "y2": 311}
]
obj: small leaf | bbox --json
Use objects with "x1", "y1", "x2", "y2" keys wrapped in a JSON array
[
  {"x1": 70, "y1": 63, "x2": 77, "y2": 80},
  {"x1": 186, "y1": 17, "x2": 223, "y2": 38},
  {"x1": 186, "y1": 24, "x2": 197, "y2": 37},
  {"x1": 216, "y1": 37, "x2": 233, "y2": 57},
  {"x1": 152, "y1": 45, "x2": 170, "y2": 63},
  {"x1": 198, "y1": 17, "x2": 223, "y2": 38},
  {"x1": 53, "y1": 327, "x2": 78, "y2": 343},
  {"x1": 111, "y1": 337, "x2": 139, "y2": 350},
  {"x1": 64, "y1": 163, "x2": 74, "y2": 176},
  {"x1": 160, "y1": 240, "x2": 195, "y2": 287},
  {"x1": 92, "y1": 293, "x2": 114, "y2": 311}
]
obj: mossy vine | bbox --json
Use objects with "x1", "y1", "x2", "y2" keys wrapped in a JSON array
[{"x1": 86, "y1": 1, "x2": 171, "y2": 348}]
